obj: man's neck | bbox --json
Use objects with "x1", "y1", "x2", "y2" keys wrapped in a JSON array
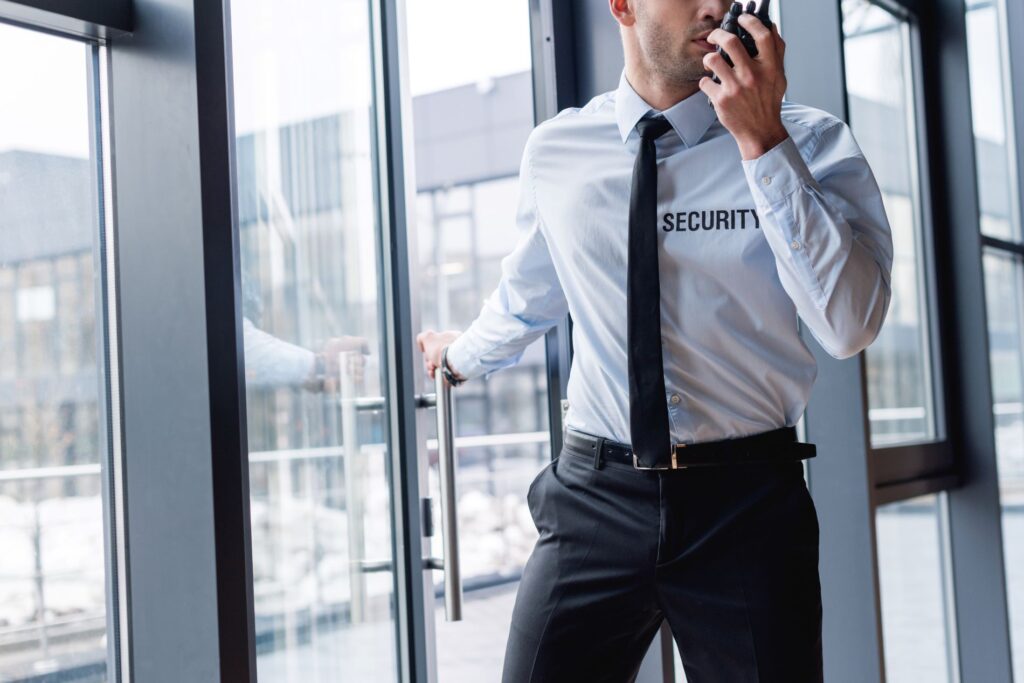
[{"x1": 624, "y1": 65, "x2": 701, "y2": 112}]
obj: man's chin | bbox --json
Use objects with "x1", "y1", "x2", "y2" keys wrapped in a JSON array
[
  {"x1": 652, "y1": 55, "x2": 709, "y2": 84},
  {"x1": 675, "y1": 63, "x2": 711, "y2": 84}
]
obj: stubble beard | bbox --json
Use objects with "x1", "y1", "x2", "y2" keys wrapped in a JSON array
[{"x1": 635, "y1": 5, "x2": 714, "y2": 86}]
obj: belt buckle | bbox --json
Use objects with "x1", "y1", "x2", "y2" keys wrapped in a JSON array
[{"x1": 632, "y1": 443, "x2": 688, "y2": 470}]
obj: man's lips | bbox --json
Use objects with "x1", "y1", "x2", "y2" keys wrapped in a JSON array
[{"x1": 692, "y1": 31, "x2": 715, "y2": 52}]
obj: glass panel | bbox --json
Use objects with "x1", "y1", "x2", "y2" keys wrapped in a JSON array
[
  {"x1": 966, "y1": 0, "x2": 1020, "y2": 242},
  {"x1": 968, "y1": 0, "x2": 1024, "y2": 676},
  {"x1": 0, "y1": 24, "x2": 117, "y2": 680},
  {"x1": 228, "y1": 2, "x2": 400, "y2": 680},
  {"x1": 983, "y1": 249, "x2": 1024, "y2": 682},
  {"x1": 842, "y1": 0, "x2": 939, "y2": 447},
  {"x1": 404, "y1": 0, "x2": 546, "y2": 678},
  {"x1": 875, "y1": 492, "x2": 956, "y2": 683}
]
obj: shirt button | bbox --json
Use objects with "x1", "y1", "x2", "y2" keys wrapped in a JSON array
[
  {"x1": 670, "y1": 393, "x2": 682, "y2": 404},
  {"x1": 762, "y1": 175, "x2": 773, "y2": 186},
  {"x1": 790, "y1": 239, "x2": 802, "y2": 250}
]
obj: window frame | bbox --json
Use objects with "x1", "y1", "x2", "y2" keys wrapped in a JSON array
[
  {"x1": 883, "y1": 0, "x2": 1015, "y2": 681},
  {"x1": 839, "y1": 0, "x2": 960, "y2": 501}
]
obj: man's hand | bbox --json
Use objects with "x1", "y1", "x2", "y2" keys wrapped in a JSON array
[
  {"x1": 416, "y1": 329, "x2": 466, "y2": 383},
  {"x1": 699, "y1": 14, "x2": 789, "y2": 161}
]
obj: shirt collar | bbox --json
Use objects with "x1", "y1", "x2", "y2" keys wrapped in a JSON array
[{"x1": 614, "y1": 67, "x2": 718, "y2": 147}]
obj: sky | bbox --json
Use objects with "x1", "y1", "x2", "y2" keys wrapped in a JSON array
[
  {"x1": 0, "y1": 24, "x2": 91, "y2": 158},
  {"x1": 404, "y1": 0, "x2": 532, "y2": 95},
  {"x1": 0, "y1": 1, "x2": 1010, "y2": 158}
]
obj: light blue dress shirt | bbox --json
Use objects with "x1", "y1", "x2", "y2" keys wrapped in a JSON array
[{"x1": 445, "y1": 68, "x2": 894, "y2": 445}]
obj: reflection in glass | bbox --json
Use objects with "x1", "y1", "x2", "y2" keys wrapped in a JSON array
[
  {"x1": 842, "y1": 0, "x2": 938, "y2": 447},
  {"x1": 229, "y1": 1, "x2": 398, "y2": 679},
  {"x1": 875, "y1": 493, "x2": 956, "y2": 683},
  {"x1": 0, "y1": 23, "x2": 116, "y2": 681}
]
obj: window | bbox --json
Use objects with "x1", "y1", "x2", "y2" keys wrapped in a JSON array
[
  {"x1": 0, "y1": 21, "x2": 118, "y2": 681},
  {"x1": 875, "y1": 493, "x2": 958, "y2": 683},
  {"x1": 967, "y1": 0, "x2": 1020, "y2": 243},
  {"x1": 842, "y1": 2, "x2": 961, "y2": 677},
  {"x1": 966, "y1": 0, "x2": 1024, "y2": 678},
  {"x1": 842, "y1": 0, "x2": 941, "y2": 448},
  {"x1": 981, "y1": 250, "x2": 1024, "y2": 682}
]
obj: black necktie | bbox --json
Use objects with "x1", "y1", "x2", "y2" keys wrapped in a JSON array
[{"x1": 628, "y1": 115, "x2": 674, "y2": 468}]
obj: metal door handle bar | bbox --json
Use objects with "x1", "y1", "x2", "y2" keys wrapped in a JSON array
[{"x1": 428, "y1": 371, "x2": 463, "y2": 621}]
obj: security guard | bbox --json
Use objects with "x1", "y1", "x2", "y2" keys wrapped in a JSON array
[{"x1": 416, "y1": 0, "x2": 893, "y2": 680}]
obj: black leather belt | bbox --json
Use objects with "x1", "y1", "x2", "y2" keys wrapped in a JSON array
[{"x1": 563, "y1": 425, "x2": 816, "y2": 470}]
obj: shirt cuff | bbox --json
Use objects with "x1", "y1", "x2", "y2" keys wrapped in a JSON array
[
  {"x1": 444, "y1": 335, "x2": 485, "y2": 382},
  {"x1": 741, "y1": 135, "x2": 814, "y2": 211}
]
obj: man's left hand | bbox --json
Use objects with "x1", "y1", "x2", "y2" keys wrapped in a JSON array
[{"x1": 699, "y1": 14, "x2": 789, "y2": 161}]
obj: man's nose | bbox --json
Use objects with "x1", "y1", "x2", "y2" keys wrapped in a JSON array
[{"x1": 695, "y1": 0, "x2": 732, "y2": 23}]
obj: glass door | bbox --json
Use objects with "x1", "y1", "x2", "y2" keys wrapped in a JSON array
[
  {"x1": 227, "y1": 1, "x2": 405, "y2": 679},
  {"x1": 224, "y1": 0, "x2": 557, "y2": 680},
  {"x1": 400, "y1": 1, "x2": 560, "y2": 680}
]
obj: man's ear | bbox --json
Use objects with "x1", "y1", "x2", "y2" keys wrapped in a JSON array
[{"x1": 609, "y1": 0, "x2": 637, "y2": 28}]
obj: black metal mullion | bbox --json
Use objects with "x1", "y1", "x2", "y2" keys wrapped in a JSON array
[
  {"x1": 193, "y1": 0, "x2": 258, "y2": 679},
  {"x1": 874, "y1": 472, "x2": 962, "y2": 506},
  {"x1": 871, "y1": 441, "x2": 957, "y2": 487},
  {"x1": 982, "y1": 234, "x2": 1024, "y2": 257},
  {"x1": 906, "y1": 6, "x2": 953, "y2": 451}
]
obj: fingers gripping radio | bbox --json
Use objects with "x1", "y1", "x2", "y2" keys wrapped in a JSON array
[{"x1": 711, "y1": 0, "x2": 774, "y2": 85}]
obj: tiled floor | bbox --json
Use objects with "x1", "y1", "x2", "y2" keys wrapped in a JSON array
[
  {"x1": 253, "y1": 580, "x2": 521, "y2": 682},
  {"x1": 435, "y1": 581, "x2": 520, "y2": 681}
]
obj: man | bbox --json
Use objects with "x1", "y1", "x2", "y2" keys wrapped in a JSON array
[{"x1": 416, "y1": 0, "x2": 893, "y2": 680}]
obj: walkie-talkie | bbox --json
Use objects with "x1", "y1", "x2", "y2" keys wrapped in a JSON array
[{"x1": 711, "y1": 0, "x2": 773, "y2": 85}]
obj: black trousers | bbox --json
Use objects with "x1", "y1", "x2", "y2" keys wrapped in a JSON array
[{"x1": 502, "y1": 437, "x2": 823, "y2": 683}]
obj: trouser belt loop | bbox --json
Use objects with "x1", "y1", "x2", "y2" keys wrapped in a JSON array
[{"x1": 594, "y1": 436, "x2": 606, "y2": 470}]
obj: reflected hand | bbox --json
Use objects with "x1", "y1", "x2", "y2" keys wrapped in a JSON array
[{"x1": 315, "y1": 335, "x2": 370, "y2": 392}]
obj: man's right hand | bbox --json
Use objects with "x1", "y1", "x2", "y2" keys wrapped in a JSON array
[{"x1": 415, "y1": 329, "x2": 467, "y2": 382}]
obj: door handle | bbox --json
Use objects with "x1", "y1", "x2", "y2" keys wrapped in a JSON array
[{"x1": 430, "y1": 370, "x2": 463, "y2": 621}]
